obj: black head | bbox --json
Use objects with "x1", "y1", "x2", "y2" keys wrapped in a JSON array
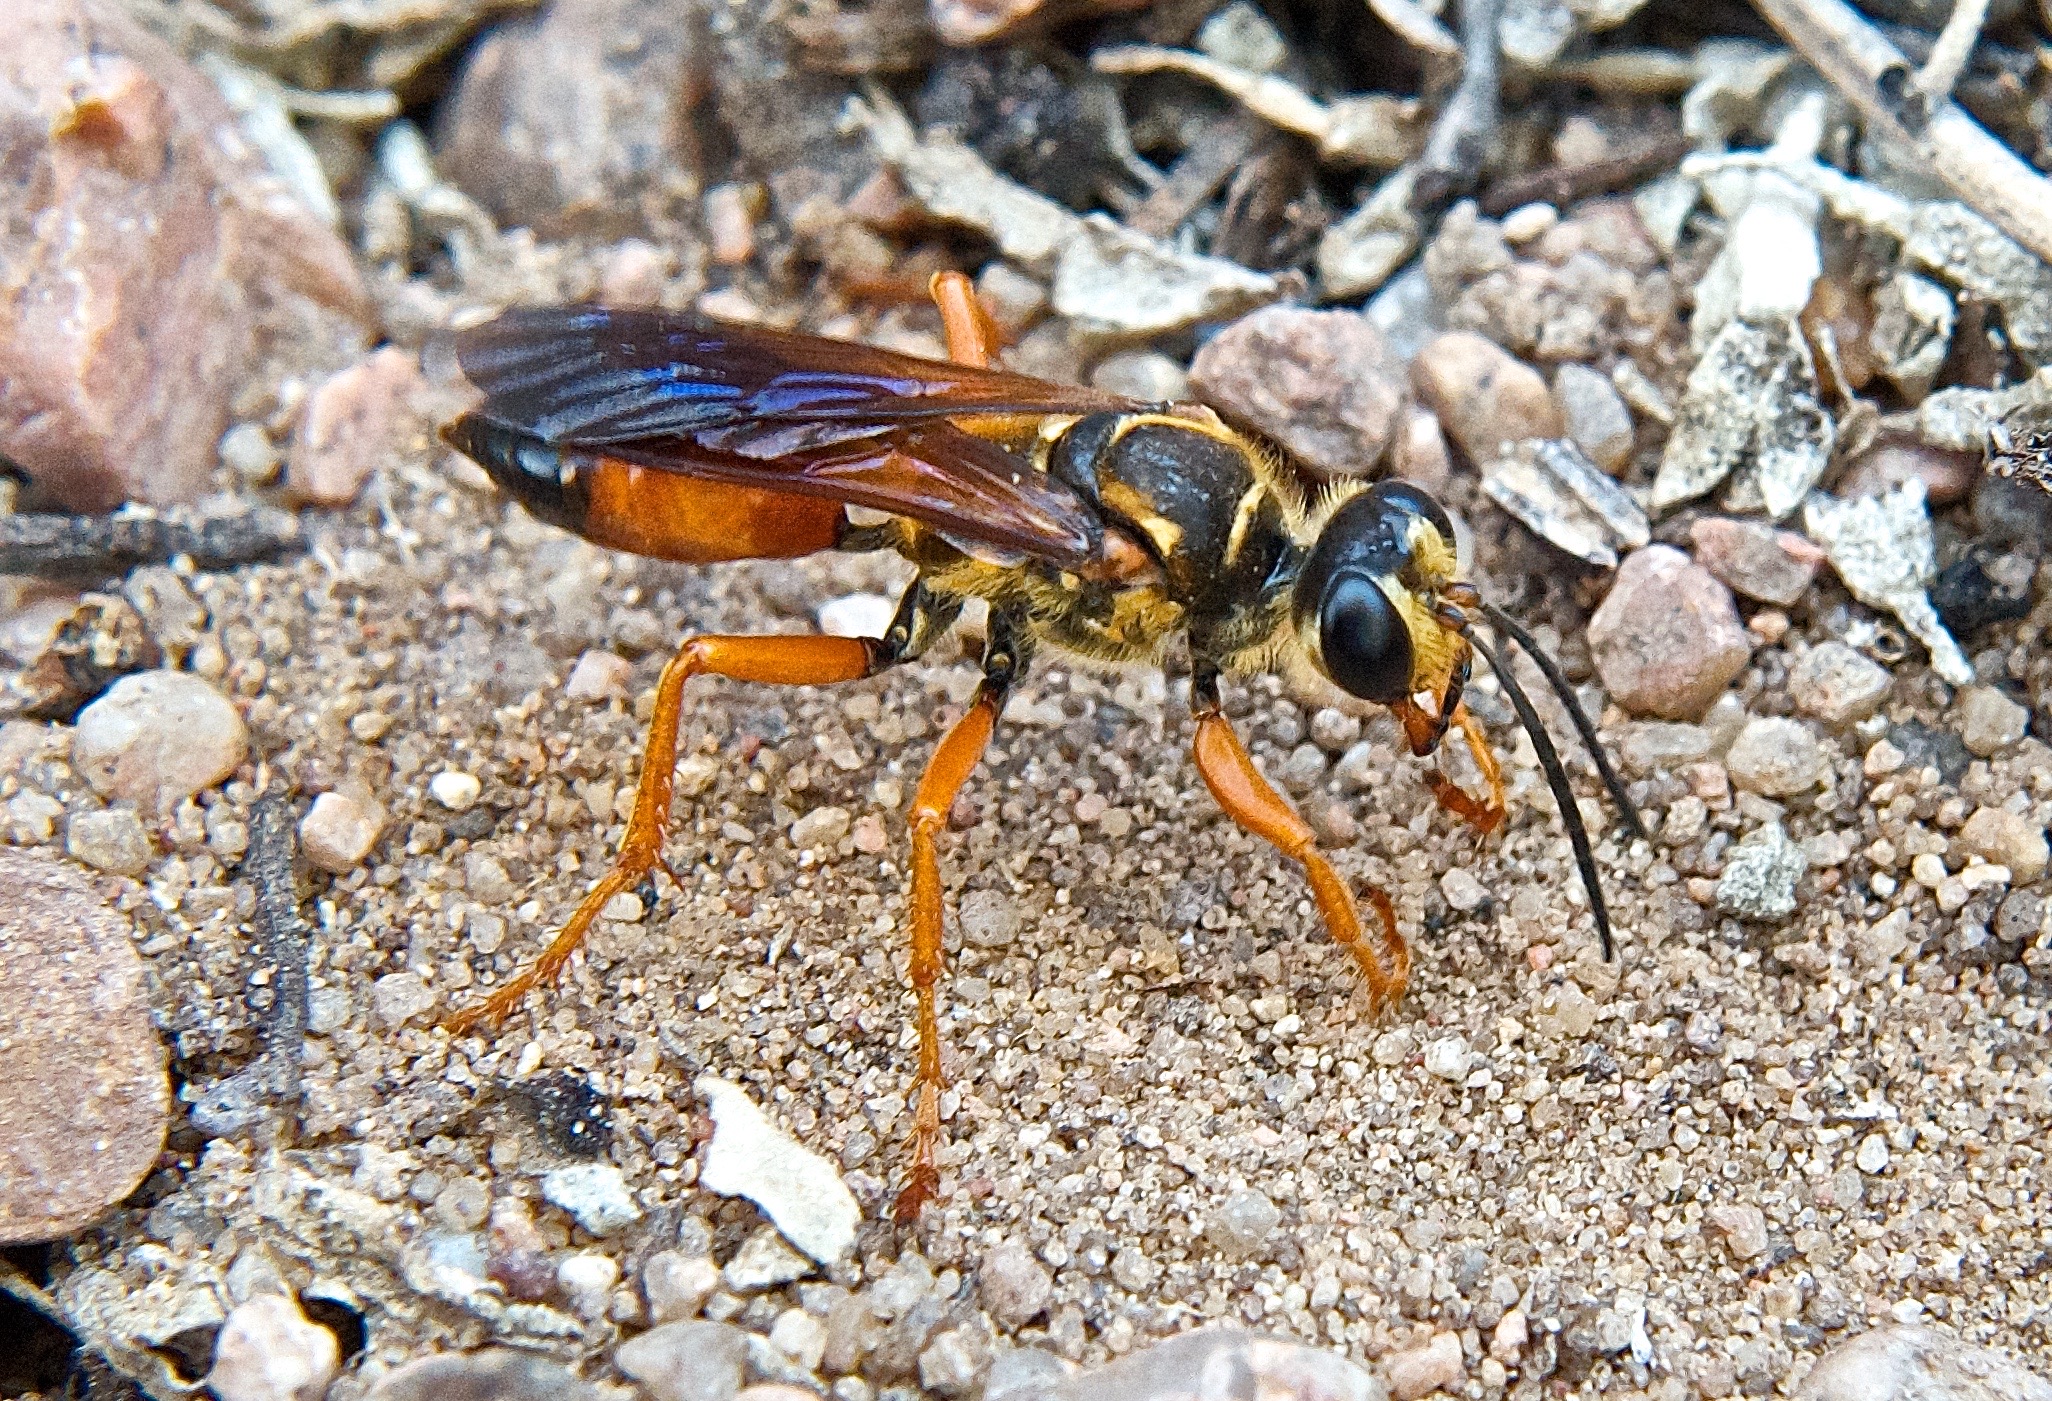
[{"x1": 1294, "y1": 482, "x2": 1459, "y2": 705}]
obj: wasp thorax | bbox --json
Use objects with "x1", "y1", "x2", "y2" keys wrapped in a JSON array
[{"x1": 1295, "y1": 482, "x2": 1459, "y2": 706}]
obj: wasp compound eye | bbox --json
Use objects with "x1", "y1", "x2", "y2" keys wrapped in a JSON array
[{"x1": 1320, "y1": 572, "x2": 1413, "y2": 704}]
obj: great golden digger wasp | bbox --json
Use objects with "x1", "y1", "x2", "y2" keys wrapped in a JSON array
[{"x1": 437, "y1": 272, "x2": 1643, "y2": 1220}]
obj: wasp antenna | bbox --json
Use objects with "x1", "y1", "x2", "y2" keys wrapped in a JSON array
[
  {"x1": 1465, "y1": 630, "x2": 1619, "y2": 962},
  {"x1": 1479, "y1": 601, "x2": 1648, "y2": 842}
]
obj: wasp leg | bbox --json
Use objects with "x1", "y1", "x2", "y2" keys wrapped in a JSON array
[
  {"x1": 447, "y1": 588, "x2": 960, "y2": 1036},
  {"x1": 894, "y1": 618, "x2": 1023, "y2": 1222},
  {"x1": 930, "y1": 270, "x2": 998, "y2": 369},
  {"x1": 1190, "y1": 675, "x2": 1409, "y2": 1014},
  {"x1": 1394, "y1": 663, "x2": 1506, "y2": 840}
]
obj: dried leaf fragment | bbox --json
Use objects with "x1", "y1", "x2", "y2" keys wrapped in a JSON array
[{"x1": 1091, "y1": 46, "x2": 1419, "y2": 168}]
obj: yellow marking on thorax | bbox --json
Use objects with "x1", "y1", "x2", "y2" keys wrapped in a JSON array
[
  {"x1": 1098, "y1": 480, "x2": 1183, "y2": 555},
  {"x1": 1223, "y1": 481, "x2": 1268, "y2": 567}
]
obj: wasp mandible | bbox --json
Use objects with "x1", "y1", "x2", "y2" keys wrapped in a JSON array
[{"x1": 437, "y1": 273, "x2": 1644, "y2": 1220}]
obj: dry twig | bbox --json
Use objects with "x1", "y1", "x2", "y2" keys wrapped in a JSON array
[
  {"x1": 1411, "y1": 0, "x2": 1503, "y2": 210},
  {"x1": 0, "y1": 508, "x2": 304, "y2": 579},
  {"x1": 1749, "y1": 0, "x2": 2052, "y2": 266}
]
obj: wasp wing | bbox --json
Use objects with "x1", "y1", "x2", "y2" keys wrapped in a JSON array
[{"x1": 451, "y1": 305, "x2": 1142, "y2": 445}]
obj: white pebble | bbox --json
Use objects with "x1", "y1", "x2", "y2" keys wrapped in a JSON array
[
  {"x1": 298, "y1": 792, "x2": 382, "y2": 874},
  {"x1": 564, "y1": 650, "x2": 633, "y2": 702},
  {"x1": 818, "y1": 593, "x2": 896, "y2": 639},
  {"x1": 695, "y1": 1076, "x2": 860, "y2": 1264},
  {"x1": 1856, "y1": 1134, "x2": 1891, "y2": 1174},
  {"x1": 1422, "y1": 1036, "x2": 1473, "y2": 1081},
  {"x1": 204, "y1": 1294, "x2": 338, "y2": 1401},
  {"x1": 542, "y1": 1163, "x2": 643, "y2": 1236},
  {"x1": 74, "y1": 671, "x2": 248, "y2": 812},
  {"x1": 556, "y1": 1252, "x2": 621, "y2": 1319},
  {"x1": 430, "y1": 769, "x2": 482, "y2": 811}
]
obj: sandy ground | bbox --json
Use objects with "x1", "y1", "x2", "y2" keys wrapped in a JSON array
[{"x1": 37, "y1": 424, "x2": 2051, "y2": 1397}]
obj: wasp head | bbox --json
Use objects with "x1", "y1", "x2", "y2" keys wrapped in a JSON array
[{"x1": 1292, "y1": 481, "x2": 1468, "y2": 707}]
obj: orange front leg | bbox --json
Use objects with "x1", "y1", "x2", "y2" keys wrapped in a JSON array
[
  {"x1": 1191, "y1": 699, "x2": 1408, "y2": 1013},
  {"x1": 930, "y1": 270, "x2": 998, "y2": 369},
  {"x1": 893, "y1": 688, "x2": 1002, "y2": 1222},
  {"x1": 445, "y1": 633, "x2": 878, "y2": 1035}
]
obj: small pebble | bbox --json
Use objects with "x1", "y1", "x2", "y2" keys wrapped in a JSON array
[
  {"x1": 789, "y1": 805, "x2": 851, "y2": 850},
  {"x1": 219, "y1": 422, "x2": 282, "y2": 485},
  {"x1": 558, "y1": 1251, "x2": 621, "y2": 1319},
  {"x1": 1091, "y1": 350, "x2": 1189, "y2": 402},
  {"x1": 0, "y1": 851, "x2": 168, "y2": 1244},
  {"x1": 1957, "y1": 686, "x2": 2028, "y2": 757},
  {"x1": 1705, "y1": 1203, "x2": 1770, "y2": 1260},
  {"x1": 1412, "y1": 331, "x2": 1563, "y2": 464},
  {"x1": 205, "y1": 1294, "x2": 339, "y2": 1401},
  {"x1": 1789, "y1": 642, "x2": 1892, "y2": 727},
  {"x1": 615, "y1": 1320, "x2": 748, "y2": 1401},
  {"x1": 371, "y1": 972, "x2": 435, "y2": 1028},
  {"x1": 1190, "y1": 306, "x2": 1409, "y2": 478},
  {"x1": 644, "y1": 1249, "x2": 722, "y2": 1323},
  {"x1": 695, "y1": 1076, "x2": 859, "y2": 1264},
  {"x1": 1796, "y1": 1324, "x2": 2052, "y2": 1400},
  {"x1": 1957, "y1": 808, "x2": 2048, "y2": 883},
  {"x1": 73, "y1": 670, "x2": 247, "y2": 812},
  {"x1": 368, "y1": 1351, "x2": 595, "y2": 1401},
  {"x1": 1688, "y1": 517, "x2": 1823, "y2": 607},
  {"x1": 1205, "y1": 1189, "x2": 1280, "y2": 1258},
  {"x1": 1439, "y1": 868, "x2": 1490, "y2": 913},
  {"x1": 430, "y1": 769, "x2": 482, "y2": 811},
  {"x1": 1490, "y1": 1308, "x2": 1529, "y2": 1362},
  {"x1": 1552, "y1": 362, "x2": 1635, "y2": 474},
  {"x1": 65, "y1": 808, "x2": 154, "y2": 877},
  {"x1": 1855, "y1": 1133, "x2": 1891, "y2": 1174},
  {"x1": 704, "y1": 183, "x2": 759, "y2": 265},
  {"x1": 1717, "y1": 822, "x2": 1809, "y2": 920},
  {"x1": 1372, "y1": 1028, "x2": 1415, "y2": 1066},
  {"x1": 1382, "y1": 1330, "x2": 1465, "y2": 1400},
  {"x1": 1587, "y1": 546, "x2": 1751, "y2": 720},
  {"x1": 298, "y1": 792, "x2": 382, "y2": 874},
  {"x1": 541, "y1": 1163, "x2": 642, "y2": 1237},
  {"x1": 723, "y1": 1226, "x2": 814, "y2": 1291},
  {"x1": 1724, "y1": 718, "x2": 1827, "y2": 797},
  {"x1": 919, "y1": 1329, "x2": 985, "y2": 1395},
  {"x1": 769, "y1": 1308, "x2": 827, "y2": 1372},
  {"x1": 959, "y1": 888, "x2": 1022, "y2": 948},
  {"x1": 980, "y1": 1240, "x2": 1053, "y2": 1327},
  {"x1": 1500, "y1": 202, "x2": 1559, "y2": 244},
  {"x1": 564, "y1": 650, "x2": 633, "y2": 702},
  {"x1": 1422, "y1": 1036, "x2": 1472, "y2": 1080},
  {"x1": 288, "y1": 347, "x2": 424, "y2": 507}
]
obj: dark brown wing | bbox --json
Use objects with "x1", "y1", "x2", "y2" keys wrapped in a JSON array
[
  {"x1": 451, "y1": 305, "x2": 1142, "y2": 445},
  {"x1": 446, "y1": 305, "x2": 1142, "y2": 566}
]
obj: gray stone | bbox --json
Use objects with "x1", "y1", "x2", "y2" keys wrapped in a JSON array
[
  {"x1": 1205, "y1": 1189, "x2": 1281, "y2": 1258},
  {"x1": 0, "y1": 849, "x2": 168, "y2": 1243},
  {"x1": 1617, "y1": 722, "x2": 1713, "y2": 775},
  {"x1": 73, "y1": 670, "x2": 247, "y2": 812},
  {"x1": 1705, "y1": 1203, "x2": 1770, "y2": 1261},
  {"x1": 1717, "y1": 823, "x2": 1808, "y2": 920},
  {"x1": 1726, "y1": 718, "x2": 1828, "y2": 797},
  {"x1": 789, "y1": 805, "x2": 852, "y2": 850},
  {"x1": 1045, "y1": 1330, "x2": 1386, "y2": 1401},
  {"x1": 959, "y1": 888, "x2": 1022, "y2": 948},
  {"x1": 616, "y1": 1321, "x2": 749, "y2": 1401},
  {"x1": 368, "y1": 1349, "x2": 597, "y2": 1401},
  {"x1": 1789, "y1": 642, "x2": 1892, "y2": 727},
  {"x1": 1552, "y1": 362, "x2": 1635, "y2": 473},
  {"x1": 370, "y1": 972, "x2": 435, "y2": 1028},
  {"x1": 645, "y1": 1249, "x2": 722, "y2": 1322},
  {"x1": 979, "y1": 1240, "x2": 1052, "y2": 1327}
]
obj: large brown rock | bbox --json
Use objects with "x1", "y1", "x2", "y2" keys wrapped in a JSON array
[
  {"x1": 1189, "y1": 306, "x2": 1409, "y2": 479},
  {"x1": 0, "y1": 0, "x2": 369, "y2": 511},
  {"x1": 1588, "y1": 545, "x2": 1752, "y2": 720},
  {"x1": 0, "y1": 849, "x2": 169, "y2": 1243},
  {"x1": 437, "y1": 0, "x2": 707, "y2": 237},
  {"x1": 1412, "y1": 331, "x2": 1563, "y2": 466}
]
